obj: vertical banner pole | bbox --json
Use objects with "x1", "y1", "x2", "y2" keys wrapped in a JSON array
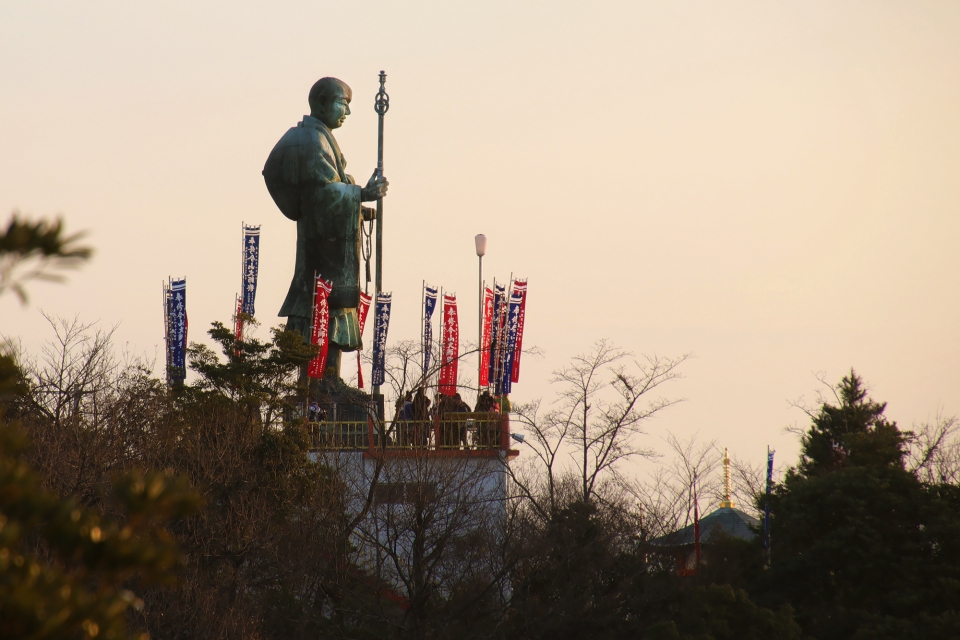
[
  {"x1": 238, "y1": 223, "x2": 244, "y2": 342},
  {"x1": 478, "y1": 254, "x2": 482, "y2": 396},
  {"x1": 373, "y1": 71, "x2": 389, "y2": 397},
  {"x1": 694, "y1": 479, "x2": 702, "y2": 573},
  {"x1": 162, "y1": 280, "x2": 169, "y2": 387},
  {"x1": 421, "y1": 280, "x2": 426, "y2": 381},
  {"x1": 765, "y1": 446, "x2": 774, "y2": 569},
  {"x1": 439, "y1": 285, "x2": 443, "y2": 394},
  {"x1": 490, "y1": 277, "x2": 499, "y2": 394}
]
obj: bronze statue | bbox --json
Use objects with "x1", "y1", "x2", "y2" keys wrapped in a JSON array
[{"x1": 263, "y1": 77, "x2": 388, "y2": 378}]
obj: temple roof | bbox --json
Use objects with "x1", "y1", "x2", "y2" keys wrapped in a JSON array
[{"x1": 650, "y1": 507, "x2": 760, "y2": 547}]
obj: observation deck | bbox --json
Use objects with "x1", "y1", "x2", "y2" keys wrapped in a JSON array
[{"x1": 307, "y1": 412, "x2": 519, "y2": 459}]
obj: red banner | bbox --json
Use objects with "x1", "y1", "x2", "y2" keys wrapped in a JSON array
[
  {"x1": 439, "y1": 293, "x2": 459, "y2": 396},
  {"x1": 307, "y1": 277, "x2": 333, "y2": 379},
  {"x1": 511, "y1": 279, "x2": 527, "y2": 383},
  {"x1": 233, "y1": 297, "x2": 244, "y2": 358},
  {"x1": 356, "y1": 291, "x2": 372, "y2": 388},
  {"x1": 479, "y1": 286, "x2": 493, "y2": 386}
]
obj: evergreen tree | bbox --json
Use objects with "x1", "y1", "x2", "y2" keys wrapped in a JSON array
[
  {"x1": 760, "y1": 371, "x2": 960, "y2": 639},
  {"x1": 798, "y1": 371, "x2": 906, "y2": 477}
]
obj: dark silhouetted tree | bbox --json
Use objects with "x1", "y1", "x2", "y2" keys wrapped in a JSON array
[{"x1": 761, "y1": 371, "x2": 960, "y2": 639}]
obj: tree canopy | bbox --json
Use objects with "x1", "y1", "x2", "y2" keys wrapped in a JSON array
[{"x1": 760, "y1": 371, "x2": 960, "y2": 639}]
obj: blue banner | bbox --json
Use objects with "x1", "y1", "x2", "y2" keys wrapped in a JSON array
[
  {"x1": 422, "y1": 285, "x2": 438, "y2": 376},
  {"x1": 241, "y1": 225, "x2": 260, "y2": 316},
  {"x1": 497, "y1": 290, "x2": 523, "y2": 396},
  {"x1": 166, "y1": 278, "x2": 187, "y2": 383},
  {"x1": 488, "y1": 284, "x2": 506, "y2": 384},
  {"x1": 371, "y1": 292, "x2": 392, "y2": 387}
]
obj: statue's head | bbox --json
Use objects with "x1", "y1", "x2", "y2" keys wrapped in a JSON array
[{"x1": 309, "y1": 77, "x2": 353, "y2": 129}]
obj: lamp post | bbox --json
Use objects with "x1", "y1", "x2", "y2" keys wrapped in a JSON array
[{"x1": 475, "y1": 234, "x2": 486, "y2": 397}]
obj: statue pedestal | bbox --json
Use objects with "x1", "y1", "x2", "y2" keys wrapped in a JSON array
[{"x1": 308, "y1": 375, "x2": 375, "y2": 422}]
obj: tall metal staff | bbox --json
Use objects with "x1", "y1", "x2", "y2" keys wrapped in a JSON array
[{"x1": 372, "y1": 70, "x2": 389, "y2": 397}]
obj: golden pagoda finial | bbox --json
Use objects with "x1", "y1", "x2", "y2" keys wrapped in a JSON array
[{"x1": 719, "y1": 447, "x2": 735, "y2": 508}]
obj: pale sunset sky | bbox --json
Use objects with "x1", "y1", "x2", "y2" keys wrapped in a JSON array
[{"x1": 2, "y1": 1, "x2": 959, "y2": 469}]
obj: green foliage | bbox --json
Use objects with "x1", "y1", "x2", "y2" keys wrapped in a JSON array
[
  {"x1": 0, "y1": 415, "x2": 200, "y2": 640},
  {"x1": 509, "y1": 499, "x2": 800, "y2": 640},
  {"x1": 1, "y1": 216, "x2": 202, "y2": 639},
  {"x1": 760, "y1": 371, "x2": 960, "y2": 639},
  {"x1": 644, "y1": 585, "x2": 802, "y2": 640},
  {"x1": 0, "y1": 213, "x2": 93, "y2": 303},
  {"x1": 134, "y1": 319, "x2": 371, "y2": 639},
  {"x1": 509, "y1": 500, "x2": 645, "y2": 639},
  {"x1": 5, "y1": 214, "x2": 959, "y2": 640},
  {"x1": 798, "y1": 371, "x2": 907, "y2": 477},
  {"x1": 185, "y1": 319, "x2": 315, "y2": 417}
]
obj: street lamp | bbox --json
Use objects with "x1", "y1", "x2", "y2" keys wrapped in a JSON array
[{"x1": 475, "y1": 234, "x2": 486, "y2": 398}]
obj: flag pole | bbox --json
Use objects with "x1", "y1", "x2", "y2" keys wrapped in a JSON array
[
  {"x1": 494, "y1": 273, "x2": 513, "y2": 398},
  {"x1": 238, "y1": 222, "x2": 244, "y2": 339},
  {"x1": 372, "y1": 71, "x2": 389, "y2": 398},
  {"x1": 439, "y1": 286, "x2": 444, "y2": 394},
  {"x1": 490, "y1": 277, "x2": 497, "y2": 395},
  {"x1": 693, "y1": 478, "x2": 702, "y2": 574},
  {"x1": 162, "y1": 280, "x2": 169, "y2": 386},
  {"x1": 478, "y1": 257, "x2": 482, "y2": 398},
  {"x1": 765, "y1": 446, "x2": 774, "y2": 569},
  {"x1": 420, "y1": 282, "x2": 424, "y2": 383}
]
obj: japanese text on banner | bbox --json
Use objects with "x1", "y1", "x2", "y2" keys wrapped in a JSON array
[
  {"x1": 166, "y1": 278, "x2": 187, "y2": 383},
  {"x1": 241, "y1": 226, "x2": 260, "y2": 316},
  {"x1": 479, "y1": 286, "x2": 494, "y2": 387},
  {"x1": 439, "y1": 293, "x2": 459, "y2": 396},
  {"x1": 356, "y1": 291, "x2": 372, "y2": 388},
  {"x1": 488, "y1": 284, "x2": 506, "y2": 385},
  {"x1": 371, "y1": 292, "x2": 393, "y2": 387},
  {"x1": 307, "y1": 277, "x2": 333, "y2": 379},
  {"x1": 423, "y1": 285, "x2": 438, "y2": 376},
  {"x1": 497, "y1": 290, "x2": 522, "y2": 395},
  {"x1": 511, "y1": 279, "x2": 527, "y2": 383},
  {"x1": 234, "y1": 298, "x2": 244, "y2": 357}
]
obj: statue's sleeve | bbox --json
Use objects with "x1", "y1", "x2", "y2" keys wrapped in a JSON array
[
  {"x1": 299, "y1": 137, "x2": 362, "y2": 220},
  {"x1": 346, "y1": 174, "x2": 377, "y2": 221}
]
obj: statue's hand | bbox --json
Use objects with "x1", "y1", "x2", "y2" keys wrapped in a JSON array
[{"x1": 361, "y1": 170, "x2": 389, "y2": 201}]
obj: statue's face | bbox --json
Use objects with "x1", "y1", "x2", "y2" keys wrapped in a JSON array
[{"x1": 319, "y1": 89, "x2": 351, "y2": 129}]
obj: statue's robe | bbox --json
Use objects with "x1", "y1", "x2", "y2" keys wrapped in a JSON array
[{"x1": 263, "y1": 115, "x2": 373, "y2": 350}]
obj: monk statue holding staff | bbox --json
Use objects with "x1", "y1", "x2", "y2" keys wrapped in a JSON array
[{"x1": 263, "y1": 77, "x2": 389, "y2": 379}]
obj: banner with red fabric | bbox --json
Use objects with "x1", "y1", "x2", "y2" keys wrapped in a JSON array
[
  {"x1": 233, "y1": 297, "x2": 244, "y2": 358},
  {"x1": 511, "y1": 279, "x2": 527, "y2": 383},
  {"x1": 307, "y1": 277, "x2": 333, "y2": 379},
  {"x1": 356, "y1": 291, "x2": 372, "y2": 388},
  {"x1": 479, "y1": 286, "x2": 494, "y2": 386},
  {"x1": 439, "y1": 293, "x2": 459, "y2": 396}
]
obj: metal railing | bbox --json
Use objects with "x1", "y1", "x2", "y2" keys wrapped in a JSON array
[
  {"x1": 308, "y1": 421, "x2": 371, "y2": 450},
  {"x1": 307, "y1": 412, "x2": 509, "y2": 452}
]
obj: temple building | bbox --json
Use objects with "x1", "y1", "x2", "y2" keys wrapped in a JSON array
[{"x1": 650, "y1": 448, "x2": 760, "y2": 576}]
